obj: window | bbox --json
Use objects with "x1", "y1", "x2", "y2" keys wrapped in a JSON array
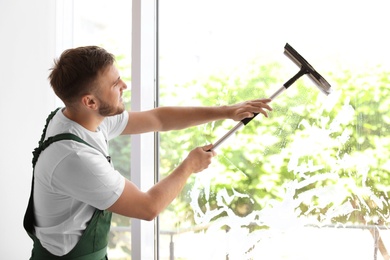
[{"x1": 158, "y1": 1, "x2": 390, "y2": 259}]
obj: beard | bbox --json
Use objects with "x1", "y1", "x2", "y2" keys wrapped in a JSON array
[{"x1": 97, "y1": 97, "x2": 125, "y2": 117}]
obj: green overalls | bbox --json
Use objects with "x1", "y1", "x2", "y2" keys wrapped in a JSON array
[{"x1": 23, "y1": 108, "x2": 112, "y2": 259}]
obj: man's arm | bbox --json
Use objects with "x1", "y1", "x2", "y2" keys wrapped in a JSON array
[
  {"x1": 107, "y1": 144, "x2": 215, "y2": 220},
  {"x1": 121, "y1": 98, "x2": 272, "y2": 135}
]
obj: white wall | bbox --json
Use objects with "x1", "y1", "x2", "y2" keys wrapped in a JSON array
[{"x1": 0, "y1": 0, "x2": 57, "y2": 258}]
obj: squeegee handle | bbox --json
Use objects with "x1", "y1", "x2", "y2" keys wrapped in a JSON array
[{"x1": 210, "y1": 85, "x2": 287, "y2": 151}]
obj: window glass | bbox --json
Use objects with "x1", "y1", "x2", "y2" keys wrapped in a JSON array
[
  {"x1": 159, "y1": 1, "x2": 390, "y2": 259},
  {"x1": 72, "y1": 1, "x2": 132, "y2": 259}
]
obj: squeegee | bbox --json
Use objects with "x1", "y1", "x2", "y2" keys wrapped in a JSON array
[{"x1": 211, "y1": 43, "x2": 332, "y2": 151}]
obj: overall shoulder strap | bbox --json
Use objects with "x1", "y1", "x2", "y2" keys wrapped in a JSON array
[
  {"x1": 31, "y1": 107, "x2": 61, "y2": 168},
  {"x1": 44, "y1": 133, "x2": 95, "y2": 149},
  {"x1": 38, "y1": 108, "x2": 61, "y2": 146}
]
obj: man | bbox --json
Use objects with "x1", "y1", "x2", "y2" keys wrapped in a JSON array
[{"x1": 24, "y1": 46, "x2": 272, "y2": 259}]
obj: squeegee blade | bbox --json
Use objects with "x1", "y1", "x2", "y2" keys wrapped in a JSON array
[{"x1": 284, "y1": 43, "x2": 332, "y2": 95}]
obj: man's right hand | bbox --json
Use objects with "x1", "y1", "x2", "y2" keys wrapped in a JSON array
[{"x1": 183, "y1": 144, "x2": 216, "y2": 173}]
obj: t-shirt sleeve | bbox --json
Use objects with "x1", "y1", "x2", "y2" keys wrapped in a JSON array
[
  {"x1": 102, "y1": 110, "x2": 129, "y2": 141},
  {"x1": 51, "y1": 146, "x2": 125, "y2": 210}
]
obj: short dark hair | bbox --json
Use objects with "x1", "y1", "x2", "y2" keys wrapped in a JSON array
[{"x1": 48, "y1": 46, "x2": 115, "y2": 105}]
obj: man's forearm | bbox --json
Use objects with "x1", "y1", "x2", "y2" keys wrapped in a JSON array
[{"x1": 154, "y1": 106, "x2": 229, "y2": 131}]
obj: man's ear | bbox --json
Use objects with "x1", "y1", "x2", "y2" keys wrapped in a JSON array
[{"x1": 81, "y1": 95, "x2": 98, "y2": 110}]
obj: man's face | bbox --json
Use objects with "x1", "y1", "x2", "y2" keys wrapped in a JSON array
[{"x1": 94, "y1": 64, "x2": 127, "y2": 117}]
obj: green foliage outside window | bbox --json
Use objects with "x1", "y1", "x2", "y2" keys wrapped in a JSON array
[{"x1": 159, "y1": 62, "x2": 390, "y2": 229}]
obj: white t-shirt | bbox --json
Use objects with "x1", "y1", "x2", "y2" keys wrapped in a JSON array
[{"x1": 33, "y1": 108, "x2": 128, "y2": 256}]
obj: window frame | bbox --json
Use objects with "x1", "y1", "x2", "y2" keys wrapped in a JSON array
[{"x1": 130, "y1": 0, "x2": 159, "y2": 259}]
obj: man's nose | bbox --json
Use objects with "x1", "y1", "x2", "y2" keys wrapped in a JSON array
[{"x1": 120, "y1": 80, "x2": 128, "y2": 90}]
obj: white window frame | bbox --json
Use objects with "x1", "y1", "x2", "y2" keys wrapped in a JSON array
[{"x1": 131, "y1": 0, "x2": 158, "y2": 259}]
